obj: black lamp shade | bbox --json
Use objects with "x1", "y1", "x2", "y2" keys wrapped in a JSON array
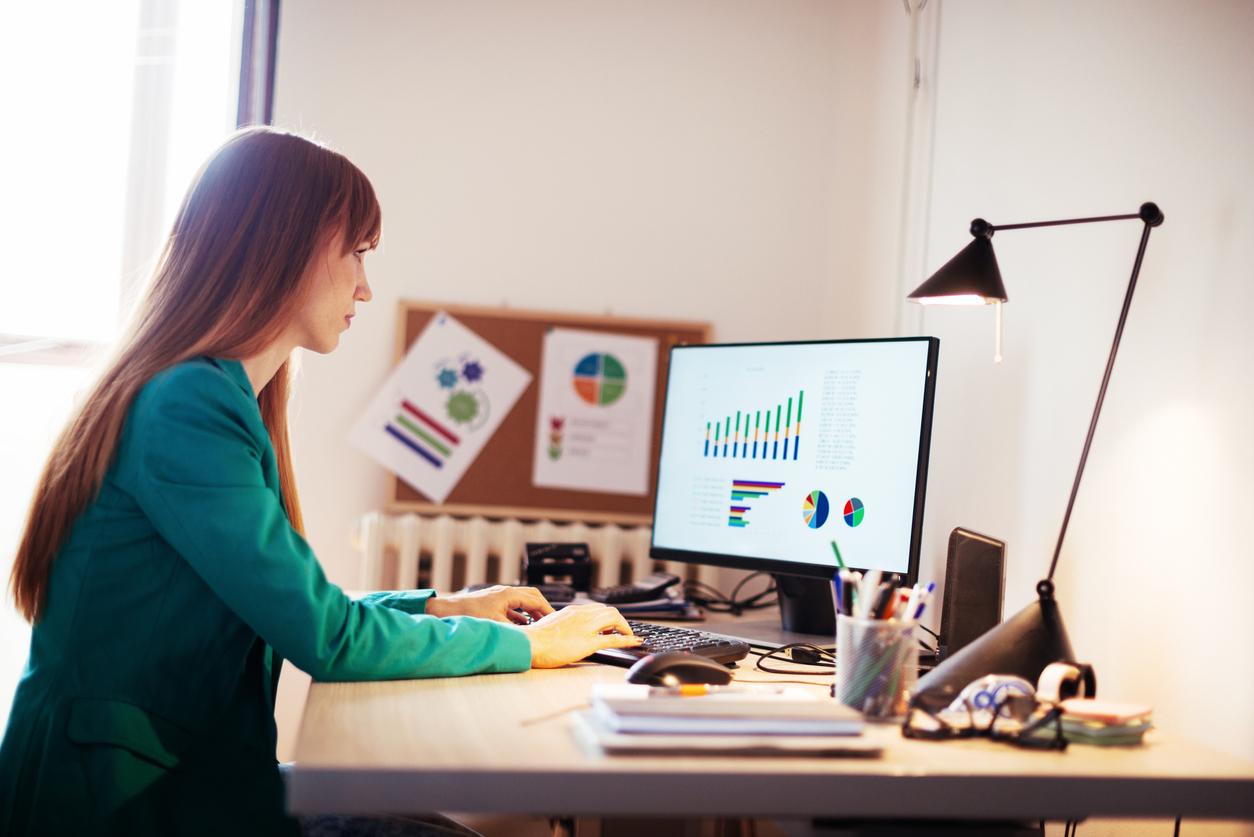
[
  {"x1": 915, "y1": 586, "x2": 1075, "y2": 698},
  {"x1": 908, "y1": 234, "x2": 1008, "y2": 304}
]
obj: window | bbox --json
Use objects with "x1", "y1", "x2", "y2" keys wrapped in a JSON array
[
  {"x1": 1, "y1": 1, "x2": 243, "y2": 349},
  {"x1": 0, "y1": 0, "x2": 269, "y2": 727}
]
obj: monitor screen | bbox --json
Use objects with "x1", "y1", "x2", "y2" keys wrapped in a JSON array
[{"x1": 650, "y1": 337, "x2": 938, "y2": 583}]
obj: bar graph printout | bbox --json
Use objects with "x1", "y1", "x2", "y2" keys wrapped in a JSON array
[
  {"x1": 653, "y1": 341, "x2": 931, "y2": 574},
  {"x1": 350, "y1": 312, "x2": 532, "y2": 503}
]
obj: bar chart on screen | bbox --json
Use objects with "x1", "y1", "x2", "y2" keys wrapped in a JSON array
[{"x1": 702, "y1": 390, "x2": 804, "y2": 461}]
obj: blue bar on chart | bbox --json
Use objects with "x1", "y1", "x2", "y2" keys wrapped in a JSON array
[
  {"x1": 702, "y1": 390, "x2": 804, "y2": 461},
  {"x1": 773, "y1": 404, "x2": 781, "y2": 460},
  {"x1": 793, "y1": 390, "x2": 803, "y2": 460}
]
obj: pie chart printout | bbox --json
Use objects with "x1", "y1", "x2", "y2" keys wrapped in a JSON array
[
  {"x1": 803, "y1": 490, "x2": 829, "y2": 529},
  {"x1": 573, "y1": 353, "x2": 627, "y2": 406},
  {"x1": 843, "y1": 497, "x2": 865, "y2": 527}
]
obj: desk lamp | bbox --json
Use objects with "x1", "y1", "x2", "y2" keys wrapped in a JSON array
[{"x1": 909, "y1": 202, "x2": 1164, "y2": 697}]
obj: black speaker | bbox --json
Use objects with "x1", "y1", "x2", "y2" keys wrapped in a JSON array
[{"x1": 938, "y1": 528, "x2": 1005, "y2": 661}]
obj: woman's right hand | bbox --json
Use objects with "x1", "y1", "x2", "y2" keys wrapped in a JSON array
[{"x1": 520, "y1": 603, "x2": 643, "y2": 669}]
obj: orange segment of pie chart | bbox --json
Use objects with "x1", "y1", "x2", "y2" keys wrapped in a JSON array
[{"x1": 574, "y1": 377, "x2": 600, "y2": 404}]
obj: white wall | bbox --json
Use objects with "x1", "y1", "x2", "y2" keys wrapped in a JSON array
[
  {"x1": 914, "y1": 0, "x2": 1254, "y2": 765},
  {"x1": 276, "y1": 0, "x2": 1254, "y2": 773},
  {"x1": 274, "y1": 0, "x2": 910, "y2": 585}
]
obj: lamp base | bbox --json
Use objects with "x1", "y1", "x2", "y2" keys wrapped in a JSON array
[{"x1": 915, "y1": 579, "x2": 1074, "y2": 697}]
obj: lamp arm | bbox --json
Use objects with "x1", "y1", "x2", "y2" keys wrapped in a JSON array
[
  {"x1": 1044, "y1": 204, "x2": 1163, "y2": 587},
  {"x1": 988, "y1": 211, "x2": 1142, "y2": 233}
]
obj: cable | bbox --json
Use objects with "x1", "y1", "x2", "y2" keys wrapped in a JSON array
[
  {"x1": 753, "y1": 643, "x2": 835, "y2": 675},
  {"x1": 682, "y1": 572, "x2": 778, "y2": 615},
  {"x1": 1173, "y1": 816, "x2": 1181, "y2": 837}
]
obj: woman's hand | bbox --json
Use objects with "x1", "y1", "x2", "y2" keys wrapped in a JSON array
[
  {"x1": 424, "y1": 585, "x2": 554, "y2": 625},
  {"x1": 520, "y1": 603, "x2": 643, "y2": 668}
]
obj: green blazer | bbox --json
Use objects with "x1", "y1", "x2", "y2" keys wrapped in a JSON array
[{"x1": 0, "y1": 357, "x2": 531, "y2": 836}]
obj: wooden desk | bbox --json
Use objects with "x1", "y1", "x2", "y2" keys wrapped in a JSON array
[{"x1": 288, "y1": 649, "x2": 1254, "y2": 823}]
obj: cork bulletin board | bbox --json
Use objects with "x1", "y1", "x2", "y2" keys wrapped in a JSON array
[{"x1": 388, "y1": 301, "x2": 710, "y2": 525}]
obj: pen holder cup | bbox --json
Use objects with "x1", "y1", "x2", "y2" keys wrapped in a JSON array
[{"x1": 834, "y1": 614, "x2": 918, "y2": 720}]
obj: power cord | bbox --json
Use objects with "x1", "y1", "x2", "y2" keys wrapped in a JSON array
[
  {"x1": 753, "y1": 642, "x2": 835, "y2": 676},
  {"x1": 683, "y1": 572, "x2": 778, "y2": 615}
]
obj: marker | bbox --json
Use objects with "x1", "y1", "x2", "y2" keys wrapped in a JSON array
[
  {"x1": 830, "y1": 540, "x2": 847, "y2": 570},
  {"x1": 871, "y1": 582, "x2": 895, "y2": 619},
  {"x1": 858, "y1": 569, "x2": 882, "y2": 619},
  {"x1": 830, "y1": 540, "x2": 847, "y2": 615},
  {"x1": 846, "y1": 570, "x2": 862, "y2": 615},
  {"x1": 882, "y1": 587, "x2": 907, "y2": 620}
]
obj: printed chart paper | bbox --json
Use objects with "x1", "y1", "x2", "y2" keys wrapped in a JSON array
[
  {"x1": 350, "y1": 312, "x2": 531, "y2": 503},
  {"x1": 532, "y1": 328, "x2": 657, "y2": 495}
]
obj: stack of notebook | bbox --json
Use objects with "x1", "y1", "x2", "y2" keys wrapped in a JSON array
[
  {"x1": 1057, "y1": 699, "x2": 1154, "y2": 746},
  {"x1": 573, "y1": 683, "x2": 881, "y2": 757}
]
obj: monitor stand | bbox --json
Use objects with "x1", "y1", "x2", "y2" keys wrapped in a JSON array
[
  {"x1": 705, "y1": 574, "x2": 836, "y2": 650},
  {"x1": 775, "y1": 573, "x2": 836, "y2": 635}
]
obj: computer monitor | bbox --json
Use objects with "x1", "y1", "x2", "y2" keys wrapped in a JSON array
[{"x1": 650, "y1": 337, "x2": 939, "y2": 637}]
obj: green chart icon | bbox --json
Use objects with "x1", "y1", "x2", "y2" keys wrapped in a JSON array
[{"x1": 573, "y1": 352, "x2": 627, "y2": 406}]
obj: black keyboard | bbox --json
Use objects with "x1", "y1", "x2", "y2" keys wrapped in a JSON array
[{"x1": 588, "y1": 620, "x2": 751, "y2": 667}]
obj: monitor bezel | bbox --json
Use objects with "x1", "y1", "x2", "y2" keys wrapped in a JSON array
[{"x1": 648, "y1": 336, "x2": 939, "y2": 586}]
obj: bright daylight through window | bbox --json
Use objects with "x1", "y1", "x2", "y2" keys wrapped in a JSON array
[{"x1": 0, "y1": 0, "x2": 244, "y2": 725}]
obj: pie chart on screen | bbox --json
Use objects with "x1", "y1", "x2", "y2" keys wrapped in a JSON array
[
  {"x1": 802, "y1": 491, "x2": 829, "y2": 529},
  {"x1": 843, "y1": 497, "x2": 865, "y2": 527}
]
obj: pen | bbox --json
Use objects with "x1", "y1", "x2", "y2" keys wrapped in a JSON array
[
  {"x1": 647, "y1": 684, "x2": 782, "y2": 697},
  {"x1": 898, "y1": 583, "x2": 920, "y2": 623},
  {"x1": 840, "y1": 569, "x2": 857, "y2": 616},
  {"x1": 911, "y1": 581, "x2": 936, "y2": 621},
  {"x1": 882, "y1": 586, "x2": 907, "y2": 620},
  {"x1": 858, "y1": 569, "x2": 882, "y2": 619},
  {"x1": 830, "y1": 539, "x2": 847, "y2": 615},
  {"x1": 870, "y1": 582, "x2": 895, "y2": 619}
]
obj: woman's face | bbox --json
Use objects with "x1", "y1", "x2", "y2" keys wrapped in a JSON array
[{"x1": 293, "y1": 228, "x2": 374, "y2": 354}]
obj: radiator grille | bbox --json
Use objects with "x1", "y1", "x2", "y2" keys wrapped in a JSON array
[{"x1": 355, "y1": 513, "x2": 718, "y2": 592}]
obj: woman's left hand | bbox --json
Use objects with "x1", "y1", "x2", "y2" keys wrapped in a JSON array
[{"x1": 424, "y1": 585, "x2": 555, "y2": 624}]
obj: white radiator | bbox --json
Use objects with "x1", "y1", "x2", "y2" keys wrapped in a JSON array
[{"x1": 355, "y1": 512, "x2": 719, "y2": 593}]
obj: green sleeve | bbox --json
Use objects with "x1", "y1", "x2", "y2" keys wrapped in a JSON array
[
  {"x1": 122, "y1": 365, "x2": 531, "y2": 681},
  {"x1": 357, "y1": 589, "x2": 436, "y2": 614}
]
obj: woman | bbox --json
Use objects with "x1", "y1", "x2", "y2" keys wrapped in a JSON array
[{"x1": 0, "y1": 127, "x2": 641, "y2": 837}]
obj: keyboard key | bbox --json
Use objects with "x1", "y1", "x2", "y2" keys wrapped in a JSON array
[{"x1": 589, "y1": 621, "x2": 751, "y2": 667}]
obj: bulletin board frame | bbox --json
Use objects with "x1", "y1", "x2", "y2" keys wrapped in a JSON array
[{"x1": 387, "y1": 300, "x2": 711, "y2": 525}]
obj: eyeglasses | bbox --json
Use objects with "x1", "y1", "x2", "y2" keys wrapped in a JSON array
[{"x1": 902, "y1": 685, "x2": 1068, "y2": 751}]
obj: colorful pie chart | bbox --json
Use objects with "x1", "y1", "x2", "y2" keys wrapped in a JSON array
[
  {"x1": 573, "y1": 352, "x2": 627, "y2": 406},
  {"x1": 843, "y1": 497, "x2": 865, "y2": 527},
  {"x1": 802, "y1": 490, "x2": 829, "y2": 529}
]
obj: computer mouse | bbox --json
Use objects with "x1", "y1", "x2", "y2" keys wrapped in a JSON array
[{"x1": 625, "y1": 651, "x2": 735, "y2": 687}]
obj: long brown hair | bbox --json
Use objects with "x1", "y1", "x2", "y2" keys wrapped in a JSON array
[{"x1": 10, "y1": 127, "x2": 381, "y2": 622}]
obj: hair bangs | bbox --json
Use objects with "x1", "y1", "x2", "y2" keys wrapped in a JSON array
[{"x1": 334, "y1": 156, "x2": 382, "y2": 253}]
